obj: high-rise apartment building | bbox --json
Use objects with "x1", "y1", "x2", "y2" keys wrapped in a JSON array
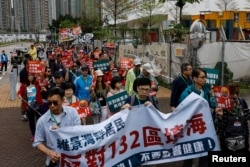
[{"x1": 0, "y1": 0, "x2": 101, "y2": 32}]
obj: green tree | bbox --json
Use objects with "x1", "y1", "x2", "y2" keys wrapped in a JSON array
[
  {"x1": 79, "y1": 13, "x2": 103, "y2": 35},
  {"x1": 214, "y1": 62, "x2": 233, "y2": 85},
  {"x1": 136, "y1": 0, "x2": 166, "y2": 31},
  {"x1": 96, "y1": 0, "x2": 131, "y2": 37}
]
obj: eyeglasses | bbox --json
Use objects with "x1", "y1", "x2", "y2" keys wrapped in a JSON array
[
  {"x1": 47, "y1": 70, "x2": 51, "y2": 72},
  {"x1": 82, "y1": 69, "x2": 88, "y2": 71},
  {"x1": 138, "y1": 87, "x2": 150, "y2": 92},
  {"x1": 48, "y1": 100, "x2": 59, "y2": 106}
]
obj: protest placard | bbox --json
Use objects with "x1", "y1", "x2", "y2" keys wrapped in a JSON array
[
  {"x1": 70, "y1": 100, "x2": 92, "y2": 118},
  {"x1": 27, "y1": 60, "x2": 45, "y2": 74},
  {"x1": 119, "y1": 57, "x2": 133, "y2": 69},
  {"x1": 107, "y1": 91, "x2": 128, "y2": 113},
  {"x1": 93, "y1": 60, "x2": 110, "y2": 71},
  {"x1": 213, "y1": 86, "x2": 232, "y2": 109}
]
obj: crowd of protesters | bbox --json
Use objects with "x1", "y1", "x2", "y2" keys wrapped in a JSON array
[
  {"x1": 17, "y1": 42, "x2": 159, "y2": 142},
  {"x1": 15, "y1": 42, "x2": 250, "y2": 167}
]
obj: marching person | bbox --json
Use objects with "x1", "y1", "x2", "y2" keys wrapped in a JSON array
[
  {"x1": 216, "y1": 82, "x2": 250, "y2": 151},
  {"x1": 170, "y1": 63, "x2": 193, "y2": 112},
  {"x1": 33, "y1": 87, "x2": 81, "y2": 167},
  {"x1": 91, "y1": 69, "x2": 110, "y2": 122},
  {"x1": 74, "y1": 64, "x2": 92, "y2": 101},
  {"x1": 125, "y1": 58, "x2": 142, "y2": 95},
  {"x1": 18, "y1": 73, "x2": 44, "y2": 141},
  {"x1": 179, "y1": 68, "x2": 220, "y2": 167}
]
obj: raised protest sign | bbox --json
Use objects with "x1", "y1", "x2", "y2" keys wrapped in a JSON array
[
  {"x1": 119, "y1": 57, "x2": 133, "y2": 69},
  {"x1": 213, "y1": 86, "x2": 232, "y2": 109},
  {"x1": 204, "y1": 68, "x2": 219, "y2": 86},
  {"x1": 93, "y1": 60, "x2": 110, "y2": 71},
  {"x1": 61, "y1": 56, "x2": 73, "y2": 68},
  {"x1": 27, "y1": 60, "x2": 45, "y2": 74},
  {"x1": 70, "y1": 100, "x2": 92, "y2": 118},
  {"x1": 106, "y1": 91, "x2": 128, "y2": 113},
  {"x1": 49, "y1": 93, "x2": 220, "y2": 166}
]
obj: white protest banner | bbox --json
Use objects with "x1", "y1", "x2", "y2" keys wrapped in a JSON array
[{"x1": 50, "y1": 93, "x2": 220, "y2": 166}]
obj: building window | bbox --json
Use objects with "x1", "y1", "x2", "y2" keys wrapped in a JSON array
[
  {"x1": 234, "y1": 13, "x2": 239, "y2": 22},
  {"x1": 246, "y1": 13, "x2": 250, "y2": 22}
]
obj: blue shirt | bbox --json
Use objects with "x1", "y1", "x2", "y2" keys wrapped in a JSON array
[
  {"x1": 33, "y1": 106, "x2": 81, "y2": 165},
  {"x1": 74, "y1": 75, "x2": 93, "y2": 101},
  {"x1": 0, "y1": 53, "x2": 8, "y2": 63}
]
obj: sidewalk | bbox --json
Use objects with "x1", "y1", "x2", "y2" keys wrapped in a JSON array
[{"x1": 0, "y1": 83, "x2": 20, "y2": 108}]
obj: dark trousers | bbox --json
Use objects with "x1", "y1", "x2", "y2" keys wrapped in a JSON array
[
  {"x1": 26, "y1": 107, "x2": 42, "y2": 136},
  {"x1": 0, "y1": 62, "x2": 7, "y2": 71}
]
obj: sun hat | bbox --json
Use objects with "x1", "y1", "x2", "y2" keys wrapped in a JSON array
[{"x1": 142, "y1": 63, "x2": 155, "y2": 75}]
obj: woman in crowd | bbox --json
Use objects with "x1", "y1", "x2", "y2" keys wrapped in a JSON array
[
  {"x1": 18, "y1": 73, "x2": 43, "y2": 141},
  {"x1": 91, "y1": 69, "x2": 110, "y2": 122},
  {"x1": 216, "y1": 82, "x2": 249, "y2": 151},
  {"x1": 107, "y1": 76, "x2": 125, "y2": 117}
]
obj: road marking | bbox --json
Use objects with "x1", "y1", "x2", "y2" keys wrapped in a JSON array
[{"x1": 0, "y1": 77, "x2": 2, "y2": 80}]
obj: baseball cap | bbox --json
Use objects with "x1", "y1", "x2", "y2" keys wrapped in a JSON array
[
  {"x1": 54, "y1": 71, "x2": 63, "y2": 77},
  {"x1": 142, "y1": 63, "x2": 155, "y2": 75},
  {"x1": 133, "y1": 58, "x2": 141, "y2": 66}
]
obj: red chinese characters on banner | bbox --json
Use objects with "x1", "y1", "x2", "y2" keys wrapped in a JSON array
[
  {"x1": 27, "y1": 60, "x2": 46, "y2": 74},
  {"x1": 186, "y1": 113, "x2": 207, "y2": 136},
  {"x1": 164, "y1": 125, "x2": 184, "y2": 144},
  {"x1": 85, "y1": 146, "x2": 105, "y2": 167},
  {"x1": 120, "y1": 58, "x2": 133, "y2": 69},
  {"x1": 70, "y1": 100, "x2": 92, "y2": 118},
  {"x1": 143, "y1": 127, "x2": 163, "y2": 147},
  {"x1": 213, "y1": 86, "x2": 232, "y2": 109},
  {"x1": 61, "y1": 153, "x2": 81, "y2": 167}
]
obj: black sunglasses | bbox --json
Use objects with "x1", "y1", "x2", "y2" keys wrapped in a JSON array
[{"x1": 48, "y1": 100, "x2": 59, "y2": 106}]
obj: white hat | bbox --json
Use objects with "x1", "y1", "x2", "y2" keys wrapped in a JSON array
[
  {"x1": 133, "y1": 58, "x2": 141, "y2": 66},
  {"x1": 142, "y1": 63, "x2": 155, "y2": 75},
  {"x1": 95, "y1": 69, "x2": 104, "y2": 76}
]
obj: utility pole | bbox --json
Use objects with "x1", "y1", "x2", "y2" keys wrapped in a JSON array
[{"x1": 11, "y1": 0, "x2": 14, "y2": 42}]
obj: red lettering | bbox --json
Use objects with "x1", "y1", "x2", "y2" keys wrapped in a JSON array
[
  {"x1": 119, "y1": 135, "x2": 128, "y2": 154},
  {"x1": 164, "y1": 125, "x2": 184, "y2": 144},
  {"x1": 143, "y1": 126, "x2": 163, "y2": 147},
  {"x1": 186, "y1": 113, "x2": 207, "y2": 136},
  {"x1": 60, "y1": 153, "x2": 81, "y2": 167},
  {"x1": 130, "y1": 130, "x2": 140, "y2": 149},
  {"x1": 109, "y1": 141, "x2": 116, "y2": 159}
]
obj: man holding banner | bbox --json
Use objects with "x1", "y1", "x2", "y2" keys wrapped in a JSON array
[{"x1": 33, "y1": 87, "x2": 81, "y2": 167}]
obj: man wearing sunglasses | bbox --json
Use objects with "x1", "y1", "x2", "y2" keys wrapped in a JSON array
[{"x1": 33, "y1": 87, "x2": 81, "y2": 167}]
